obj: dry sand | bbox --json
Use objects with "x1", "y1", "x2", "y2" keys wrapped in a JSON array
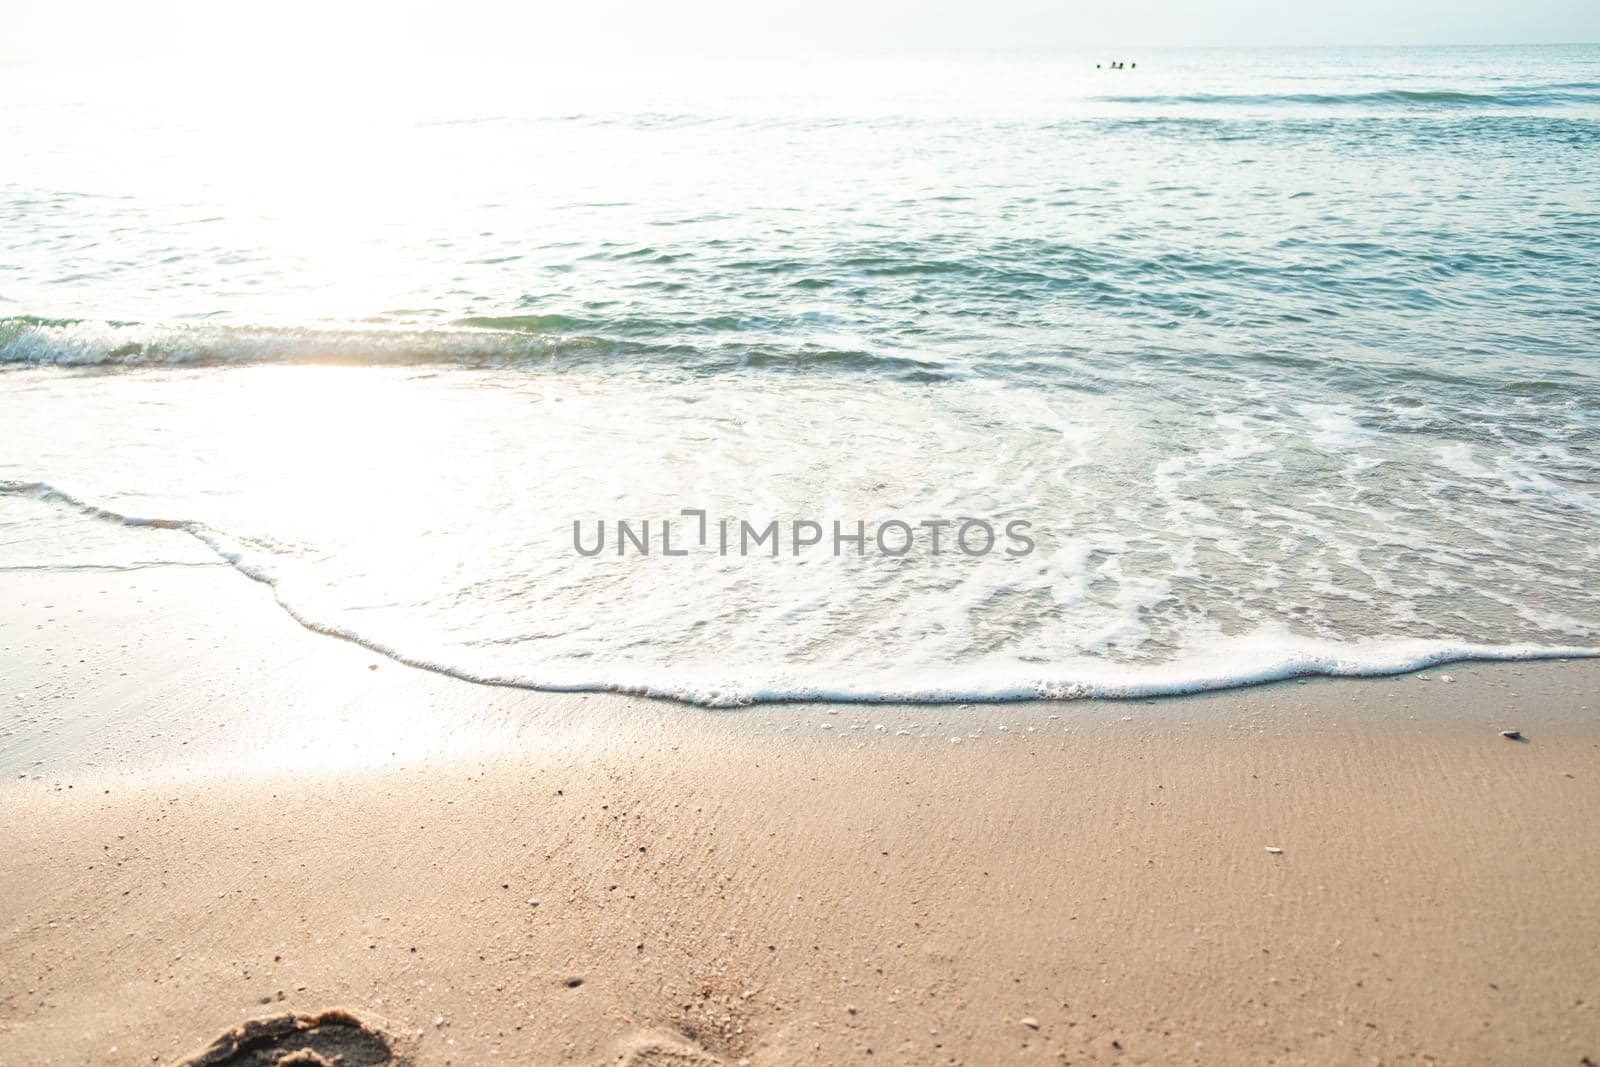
[{"x1": 2, "y1": 523, "x2": 1599, "y2": 1065}]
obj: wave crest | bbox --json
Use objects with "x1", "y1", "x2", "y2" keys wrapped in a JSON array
[
  {"x1": 1094, "y1": 87, "x2": 1600, "y2": 109},
  {"x1": 0, "y1": 316, "x2": 957, "y2": 380},
  {"x1": 0, "y1": 316, "x2": 601, "y2": 368}
]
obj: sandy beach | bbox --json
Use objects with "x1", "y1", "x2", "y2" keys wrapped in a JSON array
[{"x1": 3, "y1": 514, "x2": 1598, "y2": 1065}]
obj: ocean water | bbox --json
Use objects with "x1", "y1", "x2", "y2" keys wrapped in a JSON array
[{"x1": 2, "y1": 46, "x2": 1598, "y2": 704}]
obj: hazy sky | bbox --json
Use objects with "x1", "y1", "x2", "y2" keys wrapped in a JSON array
[{"x1": 6, "y1": 0, "x2": 1598, "y2": 67}]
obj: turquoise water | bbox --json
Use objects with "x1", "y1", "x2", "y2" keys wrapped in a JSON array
[{"x1": 2, "y1": 46, "x2": 1598, "y2": 702}]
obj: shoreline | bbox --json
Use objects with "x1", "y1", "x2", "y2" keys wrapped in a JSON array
[
  {"x1": 4, "y1": 482, "x2": 1598, "y2": 720},
  {"x1": 3, "y1": 509, "x2": 1600, "y2": 1064}
]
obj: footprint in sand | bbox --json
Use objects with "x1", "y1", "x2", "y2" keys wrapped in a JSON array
[
  {"x1": 174, "y1": 1009, "x2": 403, "y2": 1067},
  {"x1": 175, "y1": 1012, "x2": 724, "y2": 1066},
  {"x1": 607, "y1": 1029, "x2": 727, "y2": 1066}
]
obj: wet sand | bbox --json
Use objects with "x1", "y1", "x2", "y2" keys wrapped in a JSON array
[{"x1": 2, "y1": 529, "x2": 1599, "y2": 1064}]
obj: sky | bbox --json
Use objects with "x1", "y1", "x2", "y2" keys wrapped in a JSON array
[{"x1": 5, "y1": 0, "x2": 1599, "y2": 67}]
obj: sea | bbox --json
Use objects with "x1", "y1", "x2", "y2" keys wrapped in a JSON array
[{"x1": 2, "y1": 45, "x2": 1598, "y2": 704}]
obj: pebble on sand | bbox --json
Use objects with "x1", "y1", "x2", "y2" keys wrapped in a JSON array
[
  {"x1": 1500, "y1": 729, "x2": 1523, "y2": 741},
  {"x1": 1265, "y1": 846, "x2": 1283, "y2": 855},
  {"x1": 1020, "y1": 1016, "x2": 1040, "y2": 1030}
]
